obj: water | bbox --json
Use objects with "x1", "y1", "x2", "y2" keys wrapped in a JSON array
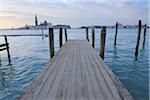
[{"x1": 0, "y1": 28, "x2": 149, "y2": 100}]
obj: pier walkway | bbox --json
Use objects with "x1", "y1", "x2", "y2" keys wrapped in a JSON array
[{"x1": 18, "y1": 40, "x2": 133, "y2": 100}]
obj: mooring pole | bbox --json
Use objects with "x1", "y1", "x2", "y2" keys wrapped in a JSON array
[
  {"x1": 86, "y1": 27, "x2": 89, "y2": 41},
  {"x1": 4, "y1": 36, "x2": 11, "y2": 64},
  {"x1": 92, "y1": 27, "x2": 95, "y2": 48},
  {"x1": 42, "y1": 28, "x2": 44, "y2": 39},
  {"x1": 143, "y1": 24, "x2": 147, "y2": 49},
  {"x1": 100, "y1": 27, "x2": 106, "y2": 59},
  {"x1": 0, "y1": 53, "x2": 1, "y2": 65},
  {"x1": 65, "y1": 28, "x2": 68, "y2": 42},
  {"x1": 135, "y1": 20, "x2": 142, "y2": 58},
  {"x1": 59, "y1": 28, "x2": 63, "y2": 48},
  {"x1": 114, "y1": 22, "x2": 118, "y2": 46},
  {"x1": 49, "y1": 28, "x2": 54, "y2": 59}
]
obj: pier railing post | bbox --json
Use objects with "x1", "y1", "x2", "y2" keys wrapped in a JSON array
[
  {"x1": 135, "y1": 20, "x2": 142, "y2": 58},
  {"x1": 143, "y1": 24, "x2": 147, "y2": 49},
  {"x1": 49, "y1": 28, "x2": 54, "y2": 59},
  {"x1": 4, "y1": 36, "x2": 11, "y2": 64},
  {"x1": 65, "y1": 28, "x2": 68, "y2": 42},
  {"x1": 59, "y1": 28, "x2": 63, "y2": 48},
  {"x1": 100, "y1": 27, "x2": 106, "y2": 59},
  {"x1": 92, "y1": 27, "x2": 95, "y2": 48},
  {"x1": 86, "y1": 27, "x2": 89, "y2": 41},
  {"x1": 114, "y1": 22, "x2": 118, "y2": 46}
]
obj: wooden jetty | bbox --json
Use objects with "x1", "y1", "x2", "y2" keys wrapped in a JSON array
[{"x1": 18, "y1": 40, "x2": 133, "y2": 100}]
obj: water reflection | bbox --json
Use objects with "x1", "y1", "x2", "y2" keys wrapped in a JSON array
[
  {"x1": 0, "y1": 64, "x2": 15, "y2": 97},
  {"x1": 110, "y1": 41, "x2": 149, "y2": 100},
  {"x1": 113, "y1": 46, "x2": 117, "y2": 59}
]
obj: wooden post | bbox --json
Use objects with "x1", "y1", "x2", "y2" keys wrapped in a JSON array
[
  {"x1": 143, "y1": 24, "x2": 147, "y2": 49},
  {"x1": 0, "y1": 55, "x2": 1, "y2": 65},
  {"x1": 86, "y1": 28, "x2": 89, "y2": 41},
  {"x1": 114, "y1": 22, "x2": 118, "y2": 46},
  {"x1": 59, "y1": 28, "x2": 63, "y2": 48},
  {"x1": 135, "y1": 20, "x2": 142, "y2": 58},
  {"x1": 92, "y1": 28, "x2": 95, "y2": 48},
  {"x1": 100, "y1": 27, "x2": 106, "y2": 59},
  {"x1": 4, "y1": 36, "x2": 11, "y2": 64},
  {"x1": 42, "y1": 28, "x2": 44, "y2": 39},
  {"x1": 49, "y1": 28, "x2": 54, "y2": 59},
  {"x1": 65, "y1": 28, "x2": 68, "y2": 42}
]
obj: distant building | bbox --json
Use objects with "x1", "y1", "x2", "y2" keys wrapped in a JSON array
[
  {"x1": 35, "y1": 20, "x2": 52, "y2": 29},
  {"x1": 17, "y1": 15, "x2": 72, "y2": 30},
  {"x1": 53, "y1": 25, "x2": 71, "y2": 29}
]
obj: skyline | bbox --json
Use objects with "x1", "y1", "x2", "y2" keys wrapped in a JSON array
[{"x1": 0, "y1": 0, "x2": 149, "y2": 29}]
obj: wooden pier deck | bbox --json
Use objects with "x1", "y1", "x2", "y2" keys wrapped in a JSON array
[{"x1": 18, "y1": 40, "x2": 133, "y2": 100}]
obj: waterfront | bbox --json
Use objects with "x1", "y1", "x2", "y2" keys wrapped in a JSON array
[{"x1": 0, "y1": 28, "x2": 149, "y2": 100}]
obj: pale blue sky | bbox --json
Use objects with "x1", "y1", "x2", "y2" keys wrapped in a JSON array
[{"x1": 0, "y1": 0, "x2": 149, "y2": 28}]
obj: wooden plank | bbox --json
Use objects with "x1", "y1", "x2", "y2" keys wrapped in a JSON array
[
  {"x1": 0, "y1": 43, "x2": 8, "y2": 47},
  {"x1": 18, "y1": 40, "x2": 134, "y2": 100},
  {"x1": 82, "y1": 40, "x2": 133, "y2": 100},
  {"x1": 17, "y1": 41, "x2": 71, "y2": 100},
  {"x1": 0, "y1": 47, "x2": 7, "y2": 51}
]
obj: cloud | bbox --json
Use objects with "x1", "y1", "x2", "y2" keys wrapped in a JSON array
[{"x1": 0, "y1": 0, "x2": 149, "y2": 28}]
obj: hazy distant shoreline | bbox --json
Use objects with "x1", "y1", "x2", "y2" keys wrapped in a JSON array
[{"x1": 0, "y1": 26, "x2": 149, "y2": 30}]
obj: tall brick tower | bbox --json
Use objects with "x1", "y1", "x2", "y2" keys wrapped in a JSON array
[{"x1": 35, "y1": 14, "x2": 38, "y2": 26}]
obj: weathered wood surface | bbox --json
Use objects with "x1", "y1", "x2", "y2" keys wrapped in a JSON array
[
  {"x1": 65, "y1": 28, "x2": 68, "y2": 42},
  {"x1": 49, "y1": 28, "x2": 54, "y2": 59},
  {"x1": 100, "y1": 27, "x2": 106, "y2": 59},
  {"x1": 92, "y1": 28, "x2": 95, "y2": 48},
  {"x1": 86, "y1": 28, "x2": 89, "y2": 41},
  {"x1": 18, "y1": 40, "x2": 133, "y2": 100}
]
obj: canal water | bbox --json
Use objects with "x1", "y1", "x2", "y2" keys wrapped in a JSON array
[{"x1": 0, "y1": 28, "x2": 149, "y2": 100}]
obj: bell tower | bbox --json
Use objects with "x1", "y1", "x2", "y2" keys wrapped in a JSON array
[{"x1": 35, "y1": 14, "x2": 38, "y2": 26}]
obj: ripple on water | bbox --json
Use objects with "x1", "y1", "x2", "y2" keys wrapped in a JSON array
[{"x1": 0, "y1": 29, "x2": 149, "y2": 100}]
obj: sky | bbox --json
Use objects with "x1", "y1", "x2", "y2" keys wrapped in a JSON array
[{"x1": 0, "y1": 0, "x2": 149, "y2": 29}]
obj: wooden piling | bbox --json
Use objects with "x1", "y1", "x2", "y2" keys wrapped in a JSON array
[
  {"x1": 65, "y1": 28, "x2": 68, "y2": 42},
  {"x1": 92, "y1": 28, "x2": 95, "y2": 48},
  {"x1": 100, "y1": 27, "x2": 106, "y2": 59},
  {"x1": 143, "y1": 24, "x2": 147, "y2": 49},
  {"x1": 49, "y1": 28, "x2": 54, "y2": 59},
  {"x1": 86, "y1": 28, "x2": 89, "y2": 41},
  {"x1": 42, "y1": 28, "x2": 44, "y2": 39},
  {"x1": 135, "y1": 20, "x2": 142, "y2": 58},
  {"x1": 59, "y1": 28, "x2": 63, "y2": 48},
  {"x1": 0, "y1": 55, "x2": 1, "y2": 65},
  {"x1": 114, "y1": 22, "x2": 118, "y2": 46},
  {"x1": 4, "y1": 36, "x2": 11, "y2": 64}
]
